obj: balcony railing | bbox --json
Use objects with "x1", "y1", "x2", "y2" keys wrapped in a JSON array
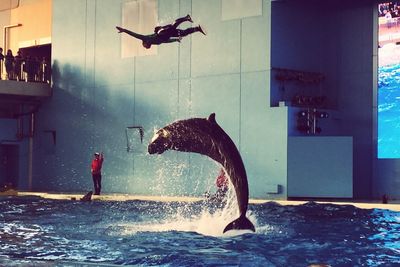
[{"x1": 0, "y1": 57, "x2": 50, "y2": 83}]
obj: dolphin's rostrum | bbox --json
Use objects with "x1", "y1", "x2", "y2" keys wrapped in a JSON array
[{"x1": 148, "y1": 113, "x2": 255, "y2": 233}]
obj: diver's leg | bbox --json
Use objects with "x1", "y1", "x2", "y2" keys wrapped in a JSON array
[
  {"x1": 98, "y1": 174, "x2": 102, "y2": 195},
  {"x1": 172, "y1": 14, "x2": 193, "y2": 28},
  {"x1": 93, "y1": 174, "x2": 101, "y2": 195},
  {"x1": 178, "y1": 25, "x2": 206, "y2": 37},
  {"x1": 92, "y1": 174, "x2": 98, "y2": 194}
]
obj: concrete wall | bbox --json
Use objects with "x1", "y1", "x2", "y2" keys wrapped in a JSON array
[
  {"x1": 271, "y1": 0, "x2": 375, "y2": 199},
  {"x1": 288, "y1": 136, "x2": 353, "y2": 198},
  {"x1": 3, "y1": 0, "x2": 391, "y2": 200},
  {"x1": 30, "y1": 0, "x2": 288, "y2": 199},
  {"x1": 334, "y1": 1, "x2": 375, "y2": 199}
]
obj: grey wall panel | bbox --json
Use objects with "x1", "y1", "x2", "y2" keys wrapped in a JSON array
[{"x1": 32, "y1": 0, "x2": 282, "y2": 198}]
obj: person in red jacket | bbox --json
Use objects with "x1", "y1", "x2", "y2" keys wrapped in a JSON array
[
  {"x1": 203, "y1": 168, "x2": 229, "y2": 207},
  {"x1": 91, "y1": 152, "x2": 104, "y2": 195},
  {"x1": 215, "y1": 168, "x2": 229, "y2": 199}
]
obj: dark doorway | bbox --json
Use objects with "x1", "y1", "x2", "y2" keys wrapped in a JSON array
[
  {"x1": 11, "y1": 44, "x2": 52, "y2": 83},
  {"x1": 19, "y1": 44, "x2": 51, "y2": 63},
  {"x1": 0, "y1": 144, "x2": 19, "y2": 189}
]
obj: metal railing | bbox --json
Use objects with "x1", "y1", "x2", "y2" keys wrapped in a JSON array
[{"x1": 0, "y1": 58, "x2": 51, "y2": 83}]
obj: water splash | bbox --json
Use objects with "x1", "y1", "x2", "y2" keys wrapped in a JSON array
[{"x1": 111, "y1": 186, "x2": 257, "y2": 238}]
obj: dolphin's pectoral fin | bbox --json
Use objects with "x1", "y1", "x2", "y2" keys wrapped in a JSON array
[
  {"x1": 223, "y1": 215, "x2": 255, "y2": 233},
  {"x1": 80, "y1": 191, "x2": 93, "y2": 202},
  {"x1": 208, "y1": 113, "x2": 216, "y2": 124}
]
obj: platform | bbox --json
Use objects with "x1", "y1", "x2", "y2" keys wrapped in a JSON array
[{"x1": 11, "y1": 191, "x2": 400, "y2": 212}]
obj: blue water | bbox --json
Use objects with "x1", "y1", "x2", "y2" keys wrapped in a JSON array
[
  {"x1": 0, "y1": 195, "x2": 399, "y2": 266},
  {"x1": 378, "y1": 63, "x2": 400, "y2": 158}
]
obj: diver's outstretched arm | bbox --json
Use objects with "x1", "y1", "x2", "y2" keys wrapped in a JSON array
[{"x1": 116, "y1": 26, "x2": 147, "y2": 41}]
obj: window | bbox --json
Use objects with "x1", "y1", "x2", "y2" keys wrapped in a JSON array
[
  {"x1": 121, "y1": 0, "x2": 157, "y2": 58},
  {"x1": 0, "y1": 0, "x2": 19, "y2": 11},
  {"x1": 221, "y1": 0, "x2": 262, "y2": 21}
]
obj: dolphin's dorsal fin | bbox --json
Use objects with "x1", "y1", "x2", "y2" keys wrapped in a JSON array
[{"x1": 208, "y1": 113, "x2": 216, "y2": 123}]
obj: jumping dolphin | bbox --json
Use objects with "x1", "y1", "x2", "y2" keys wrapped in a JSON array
[{"x1": 148, "y1": 113, "x2": 255, "y2": 233}]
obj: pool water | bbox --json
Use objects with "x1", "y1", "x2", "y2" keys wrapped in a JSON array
[{"x1": 0, "y1": 194, "x2": 399, "y2": 266}]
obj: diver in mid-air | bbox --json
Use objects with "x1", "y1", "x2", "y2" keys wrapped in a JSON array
[{"x1": 116, "y1": 14, "x2": 206, "y2": 49}]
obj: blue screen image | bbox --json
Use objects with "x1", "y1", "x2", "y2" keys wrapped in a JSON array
[{"x1": 378, "y1": 63, "x2": 400, "y2": 158}]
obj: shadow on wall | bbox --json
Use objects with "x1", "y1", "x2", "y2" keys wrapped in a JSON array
[
  {"x1": 31, "y1": 61, "x2": 216, "y2": 196},
  {"x1": 33, "y1": 61, "x2": 139, "y2": 193}
]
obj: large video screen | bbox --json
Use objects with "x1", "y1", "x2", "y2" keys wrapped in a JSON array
[{"x1": 378, "y1": 1, "x2": 400, "y2": 158}]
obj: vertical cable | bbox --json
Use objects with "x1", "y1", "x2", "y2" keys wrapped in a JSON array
[
  {"x1": 132, "y1": 2, "x2": 140, "y2": 175},
  {"x1": 175, "y1": 1, "x2": 181, "y2": 169},
  {"x1": 133, "y1": 54, "x2": 137, "y2": 175},
  {"x1": 239, "y1": 19, "x2": 242, "y2": 151},
  {"x1": 133, "y1": 2, "x2": 138, "y2": 126},
  {"x1": 133, "y1": 58, "x2": 136, "y2": 124},
  {"x1": 189, "y1": 0, "x2": 192, "y2": 116},
  {"x1": 93, "y1": 0, "x2": 97, "y2": 135},
  {"x1": 84, "y1": 0, "x2": 87, "y2": 87},
  {"x1": 177, "y1": 0, "x2": 181, "y2": 119},
  {"x1": 188, "y1": 0, "x2": 193, "y2": 179}
]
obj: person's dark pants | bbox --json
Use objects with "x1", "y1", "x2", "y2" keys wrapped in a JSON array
[{"x1": 92, "y1": 173, "x2": 102, "y2": 195}]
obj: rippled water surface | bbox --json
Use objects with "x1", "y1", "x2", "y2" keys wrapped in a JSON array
[{"x1": 0, "y1": 195, "x2": 399, "y2": 266}]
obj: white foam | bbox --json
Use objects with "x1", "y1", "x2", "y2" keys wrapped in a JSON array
[{"x1": 111, "y1": 187, "x2": 259, "y2": 237}]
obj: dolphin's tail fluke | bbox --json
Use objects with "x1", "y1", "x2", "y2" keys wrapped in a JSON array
[{"x1": 223, "y1": 215, "x2": 255, "y2": 233}]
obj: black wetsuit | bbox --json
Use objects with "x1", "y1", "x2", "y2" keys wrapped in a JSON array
[{"x1": 117, "y1": 15, "x2": 202, "y2": 46}]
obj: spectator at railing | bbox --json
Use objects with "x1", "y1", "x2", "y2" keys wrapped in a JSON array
[
  {"x1": 0, "y1": 48, "x2": 3, "y2": 80},
  {"x1": 33, "y1": 56, "x2": 40, "y2": 82},
  {"x1": 24, "y1": 55, "x2": 35, "y2": 82},
  {"x1": 384, "y1": 9, "x2": 393, "y2": 28},
  {"x1": 5, "y1": 49, "x2": 14, "y2": 80},
  {"x1": 14, "y1": 49, "x2": 24, "y2": 81},
  {"x1": 0, "y1": 48, "x2": 50, "y2": 84},
  {"x1": 380, "y1": 3, "x2": 387, "y2": 17}
]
